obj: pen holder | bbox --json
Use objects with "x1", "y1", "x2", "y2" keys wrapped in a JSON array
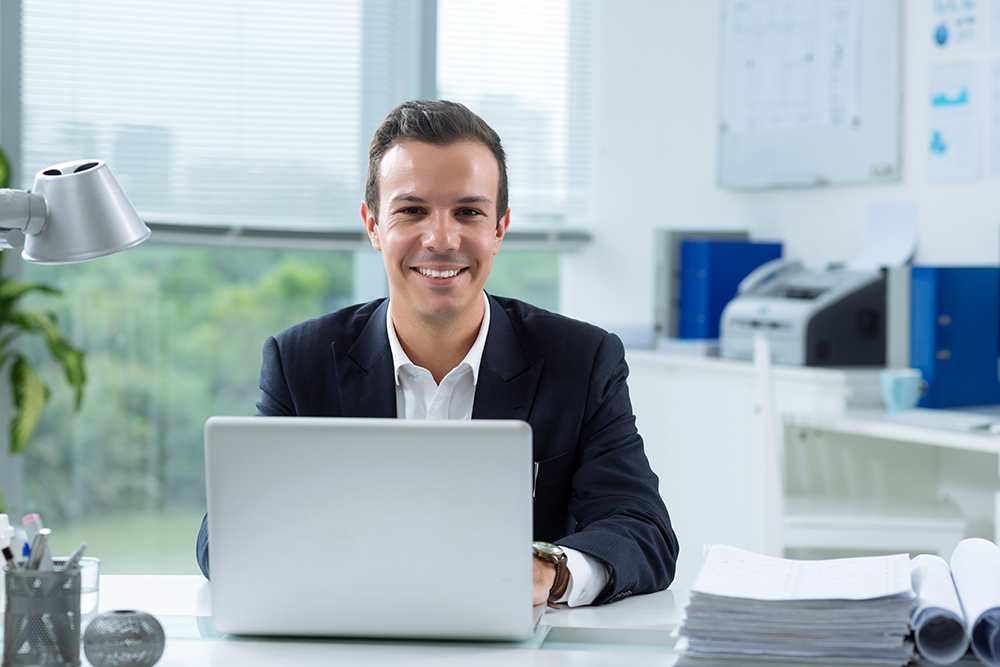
[{"x1": 2, "y1": 563, "x2": 82, "y2": 667}]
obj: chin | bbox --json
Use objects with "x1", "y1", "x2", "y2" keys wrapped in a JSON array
[{"x1": 416, "y1": 297, "x2": 477, "y2": 321}]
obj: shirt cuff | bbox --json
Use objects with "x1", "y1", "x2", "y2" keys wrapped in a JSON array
[{"x1": 551, "y1": 546, "x2": 611, "y2": 607}]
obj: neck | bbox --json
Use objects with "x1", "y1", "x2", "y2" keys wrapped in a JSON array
[{"x1": 391, "y1": 295, "x2": 485, "y2": 384}]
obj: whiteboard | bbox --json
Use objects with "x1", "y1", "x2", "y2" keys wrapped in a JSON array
[{"x1": 718, "y1": 0, "x2": 900, "y2": 189}]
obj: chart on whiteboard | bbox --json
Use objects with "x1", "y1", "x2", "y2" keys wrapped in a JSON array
[{"x1": 721, "y1": 0, "x2": 860, "y2": 135}]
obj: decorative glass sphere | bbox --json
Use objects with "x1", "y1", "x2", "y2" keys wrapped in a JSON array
[{"x1": 83, "y1": 610, "x2": 165, "y2": 667}]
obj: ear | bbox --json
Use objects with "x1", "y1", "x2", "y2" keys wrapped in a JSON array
[
  {"x1": 493, "y1": 208, "x2": 510, "y2": 255},
  {"x1": 361, "y1": 201, "x2": 381, "y2": 250}
]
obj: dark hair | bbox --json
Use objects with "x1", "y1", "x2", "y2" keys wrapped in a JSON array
[{"x1": 365, "y1": 100, "x2": 508, "y2": 223}]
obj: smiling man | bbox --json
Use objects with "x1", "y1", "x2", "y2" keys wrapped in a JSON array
[
  {"x1": 197, "y1": 100, "x2": 678, "y2": 607},
  {"x1": 364, "y1": 138, "x2": 505, "y2": 387}
]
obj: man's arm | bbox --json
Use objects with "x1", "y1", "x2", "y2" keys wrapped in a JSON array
[
  {"x1": 256, "y1": 335, "x2": 295, "y2": 416},
  {"x1": 197, "y1": 513, "x2": 210, "y2": 579},
  {"x1": 555, "y1": 332, "x2": 679, "y2": 604}
]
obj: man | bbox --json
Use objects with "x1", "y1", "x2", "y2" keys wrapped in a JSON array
[{"x1": 198, "y1": 100, "x2": 678, "y2": 606}]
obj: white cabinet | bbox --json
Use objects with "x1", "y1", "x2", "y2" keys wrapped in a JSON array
[
  {"x1": 625, "y1": 351, "x2": 881, "y2": 589},
  {"x1": 626, "y1": 352, "x2": 1000, "y2": 590}
]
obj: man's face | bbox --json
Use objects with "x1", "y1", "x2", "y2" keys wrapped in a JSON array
[{"x1": 362, "y1": 140, "x2": 509, "y2": 327}]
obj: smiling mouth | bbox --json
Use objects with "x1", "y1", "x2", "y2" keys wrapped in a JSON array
[{"x1": 415, "y1": 267, "x2": 462, "y2": 279}]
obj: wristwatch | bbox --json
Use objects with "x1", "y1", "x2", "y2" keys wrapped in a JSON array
[{"x1": 532, "y1": 541, "x2": 569, "y2": 602}]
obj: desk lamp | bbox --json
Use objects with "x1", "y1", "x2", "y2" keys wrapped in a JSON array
[{"x1": 0, "y1": 159, "x2": 150, "y2": 263}]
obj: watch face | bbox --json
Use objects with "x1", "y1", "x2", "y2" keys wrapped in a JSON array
[{"x1": 532, "y1": 541, "x2": 563, "y2": 556}]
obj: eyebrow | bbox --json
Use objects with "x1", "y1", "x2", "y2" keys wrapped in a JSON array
[
  {"x1": 455, "y1": 196, "x2": 493, "y2": 206},
  {"x1": 391, "y1": 194, "x2": 428, "y2": 204},
  {"x1": 389, "y1": 194, "x2": 494, "y2": 206}
]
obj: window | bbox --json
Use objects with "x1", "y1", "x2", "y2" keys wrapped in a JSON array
[
  {"x1": 9, "y1": 0, "x2": 588, "y2": 572},
  {"x1": 20, "y1": 246, "x2": 355, "y2": 572},
  {"x1": 438, "y1": 0, "x2": 594, "y2": 225}
]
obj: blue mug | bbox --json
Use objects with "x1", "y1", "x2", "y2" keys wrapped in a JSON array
[{"x1": 880, "y1": 369, "x2": 927, "y2": 413}]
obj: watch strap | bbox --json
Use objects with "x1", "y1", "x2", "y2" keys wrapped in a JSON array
[{"x1": 548, "y1": 554, "x2": 570, "y2": 602}]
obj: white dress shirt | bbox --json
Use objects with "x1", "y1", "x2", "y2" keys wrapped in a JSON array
[{"x1": 386, "y1": 292, "x2": 610, "y2": 607}]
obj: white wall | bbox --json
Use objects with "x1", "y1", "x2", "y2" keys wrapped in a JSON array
[{"x1": 561, "y1": 0, "x2": 1000, "y2": 335}]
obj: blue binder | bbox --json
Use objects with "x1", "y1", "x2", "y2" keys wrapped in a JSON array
[
  {"x1": 911, "y1": 266, "x2": 1000, "y2": 408},
  {"x1": 678, "y1": 240, "x2": 782, "y2": 339}
]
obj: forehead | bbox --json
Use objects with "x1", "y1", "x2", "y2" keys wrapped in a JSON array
[{"x1": 378, "y1": 140, "x2": 499, "y2": 201}]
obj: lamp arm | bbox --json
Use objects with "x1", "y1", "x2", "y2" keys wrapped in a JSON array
[{"x1": 0, "y1": 189, "x2": 47, "y2": 249}]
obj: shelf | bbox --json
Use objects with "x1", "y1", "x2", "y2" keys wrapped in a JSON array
[{"x1": 785, "y1": 410, "x2": 1000, "y2": 455}]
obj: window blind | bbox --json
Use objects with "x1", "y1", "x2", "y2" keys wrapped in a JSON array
[
  {"x1": 21, "y1": 0, "x2": 420, "y2": 230},
  {"x1": 20, "y1": 0, "x2": 592, "y2": 232}
]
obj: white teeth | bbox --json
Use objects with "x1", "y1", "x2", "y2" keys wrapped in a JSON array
[{"x1": 417, "y1": 268, "x2": 460, "y2": 278}]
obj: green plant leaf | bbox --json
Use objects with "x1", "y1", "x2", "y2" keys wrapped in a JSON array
[
  {"x1": 0, "y1": 279, "x2": 62, "y2": 304},
  {"x1": 0, "y1": 282, "x2": 62, "y2": 341},
  {"x1": 10, "y1": 355, "x2": 50, "y2": 455},
  {"x1": 0, "y1": 147, "x2": 9, "y2": 189},
  {"x1": 13, "y1": 310, "x2": 86, "y2": 409}
]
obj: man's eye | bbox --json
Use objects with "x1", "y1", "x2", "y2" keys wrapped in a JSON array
[
  {"x1": 457, "y1": 208, "x2": 482, "y2": 217},
  {"x1": 399, "y1": 207, "x2": 424, "y2": 215}
]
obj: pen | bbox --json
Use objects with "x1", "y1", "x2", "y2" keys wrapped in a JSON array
[
  {"x1": 27, "y1": 528, "x2": 50, "y2": 571},
  {"x1": 2, "y1": 546, "x2": 18, "y2": 570},
  {"x1": 63, "y1": 541, "x2": 88, "y2": 571}
]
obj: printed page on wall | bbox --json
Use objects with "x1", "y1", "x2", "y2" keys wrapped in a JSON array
[
  {"x1": 927, "y1": 62, "x2": 981, "y2": 182},
  {"x1": 930, "y1": 0, "x2": 983, "y2": 54}
]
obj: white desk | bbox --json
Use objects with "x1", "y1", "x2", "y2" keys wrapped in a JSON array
[{"x1": 80, "y1": 575, "x2": 684, "y2": 666}]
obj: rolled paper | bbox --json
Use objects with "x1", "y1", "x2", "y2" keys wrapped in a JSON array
[
  {"x1": 911, "y1": 554, "x2": 969, "y2": 665},
  {"x1": 951, "y1": 539, "x2": 1000, "y2": 667}
]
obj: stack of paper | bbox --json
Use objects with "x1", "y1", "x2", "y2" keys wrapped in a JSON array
[{"x1": 676, "y1": 544, "x2": 916, "y2": 667}]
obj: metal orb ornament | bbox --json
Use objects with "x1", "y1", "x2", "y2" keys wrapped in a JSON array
[{"x1": 83, "y1": 610, "x2": 165, "y2": 667}]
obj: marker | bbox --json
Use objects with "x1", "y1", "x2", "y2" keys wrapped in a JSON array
[
  {"x1": 2, "y1": 546, "x2": 18, "y2": 571},
  {"x1": 0, "y1": 514, "x2": 13, "y2": 551},
  {"x1": 21, "y1": 513, "x2": 43, "y2": 542},
  {"x1": 21, "y1": 513, "x2": 53, "y2": 571}
]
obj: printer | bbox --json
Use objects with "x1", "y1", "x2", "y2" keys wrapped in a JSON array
[{"x1": 719, "y1": 259, "x2": 886, "y2": 366}]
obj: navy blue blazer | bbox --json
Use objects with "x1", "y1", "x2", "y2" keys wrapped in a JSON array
[{"x1": 197, "y1": 294, "x2": 678, "y2": 604}]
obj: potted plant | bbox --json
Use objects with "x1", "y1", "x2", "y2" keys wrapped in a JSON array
[{"x1": 0, "y1": 148, "x2": 86, "y2": 513}]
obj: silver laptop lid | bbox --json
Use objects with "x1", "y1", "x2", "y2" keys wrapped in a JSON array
[{"x1": 205, "y1": 416, "x2": 535, "y2": 640}]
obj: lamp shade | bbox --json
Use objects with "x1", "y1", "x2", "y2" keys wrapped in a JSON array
[{"x1": 22, "y1": 159, "x2": 150, "y2": 264}]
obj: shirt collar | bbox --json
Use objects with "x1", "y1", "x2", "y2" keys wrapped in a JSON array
[{"x1": 386, "y1": 291, "x2": 491, "y2": 387}]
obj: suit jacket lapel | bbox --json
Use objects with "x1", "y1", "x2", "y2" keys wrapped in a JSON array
[
  {"x1": 473, "y1": 295, "x2": 544, "y2": 421},
  {"x1": 333, "y1": 299, "x2": 397, "y2": 418}
]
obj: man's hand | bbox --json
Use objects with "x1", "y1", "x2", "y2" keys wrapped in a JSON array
[{"x1": 533, "y1": 557, "x2": 556, "y2": 606}]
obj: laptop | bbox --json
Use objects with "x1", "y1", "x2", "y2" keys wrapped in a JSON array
[{"x1": 204, "y1": 415, "x2": 539, "y2": 640}]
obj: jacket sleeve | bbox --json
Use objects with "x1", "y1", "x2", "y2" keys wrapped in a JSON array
[
  {"x1": 255, "y1": 335, "x2": 295, "y2": 416},
  {"x1": 196, "y1": 513, "x2": 210, "y2": 579},
  {"x1": 554, "y1": 332, "x2": 679, "y2": 604}
]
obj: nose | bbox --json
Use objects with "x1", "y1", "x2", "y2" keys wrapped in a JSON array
[{"x1": 423, "y1": 210, "x2": 461, "y2": 253}]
